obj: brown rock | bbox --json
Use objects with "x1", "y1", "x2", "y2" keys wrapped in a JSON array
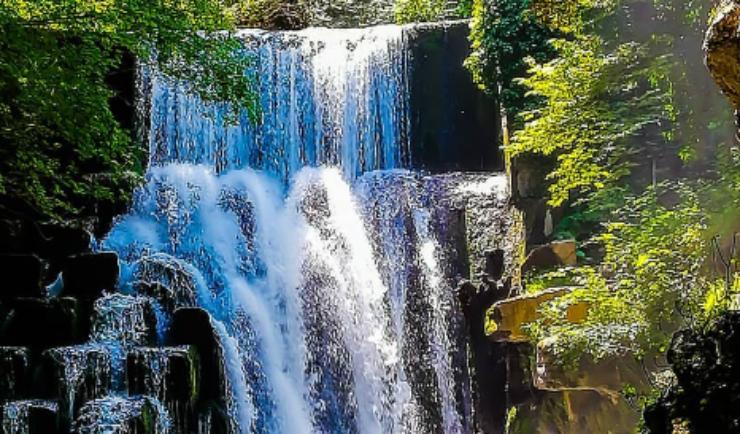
[
  {"x1": 705, "y1": 0, "x2": 740, "y2": 111},
  {"x1": 522, "y1": 240, "x2": 577, "y2": 273},
  {"x1": 534, "y1": 336, "x2": 648, "y2": 397}
]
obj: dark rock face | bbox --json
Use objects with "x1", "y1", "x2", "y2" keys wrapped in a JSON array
[
  {"x1": 0, "y1": 255, "x2": 45, "y2": 298},
  {"x1": 127, "y1": 346, "x2": 200, "y2": 431},
  {"x1": 170, "y1": 308, "x2": 227, "y2": 403},
  {"x1": 61, "y1": 252, "x2": 119, "y2": 299},
  {"x1": 0, "y1": 298, "x2": 89, "y2": 349},
  {"x1": 0, "y1": 220, "x2": 234, "y2": 434},
  {"x1": 408, "y1": 21, "x2": 501, "y2": 172},
  {"x1": 0, "y1": 347, "x2": 31, "y2": 401},
  {"x1": 645, "y1": 312, "x2": 740, "y2": 433},
  {"x1": 521, "y1": 240, "x2": 577, "y2": 274},
  {"x1": 90, "y1": 294, "x2": 158, "y2": 346},
  {"x1": 43, "y1": 345, "x2": 113, "y2": 429},
  {"x1": 1, "y1": 400, "x2": 59, "y2": 434}
]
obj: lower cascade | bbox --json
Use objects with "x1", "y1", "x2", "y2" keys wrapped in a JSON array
[{"x1": 103, "y1": 166, "x2": 509, "y2": 433}]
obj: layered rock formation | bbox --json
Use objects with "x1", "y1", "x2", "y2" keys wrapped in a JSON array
[{"x1": 0, "y1": 223, "x2": 232, "y2": 433}]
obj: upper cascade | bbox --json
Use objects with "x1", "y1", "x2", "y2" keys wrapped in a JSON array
[{"x1": 141, "y1": 25, "x2": 413, "y2": 182}]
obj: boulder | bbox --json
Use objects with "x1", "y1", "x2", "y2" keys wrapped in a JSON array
[
  {"x1": 1, "y1": 400, "x2": 59, "y2": 434},
  {"x1": 644, "y1": 312, "x2": 740, "y2": 433},
  {"x1": 133, "y1": 280, "x2": 197, "y2": 312},
  {"x1": 90, "y1": 294, "x2": 158, "y2": 347},
  {"x1": 705, "y1": 0, "x2": 740, "y2": 111},
  {"x1": 132, "y1": 255, "x2": 199, "y2": 310},
  {"x1": 127, "y1": 346, "x2": 200, "y2": 432},
  {"x1": 0, "y1": 347, "x2": 31, "y2": 401},
  {"x1": 521, "y1": 240, "x2": 577, "y2": 273},
  {"x1": 0, "y1": 298, "x2": 88, "y2": 349},
  {"x1": 487, "y1": 288, "x2": 579, "y2": 343},
  {"x1": 35, "y1": 224, "x2": 91, "y2": 261},
  {"x1": 0, "y1": 254, "x2": 46, "y2": 298},
  {"x1": 127, "y1": 346, "x2": 200, "y2": 403},
  {"x1": 42, "y1": 345, "x2": 113, "y2": 429},
  {"x1": 171, "y1": 308, "x2": 226, "y2": 403},
  {"x1": 534, "y1": 336, "x2": 647, "y2": 397},
  {"x1": 61, "y1": 252, "x2": 119, "y2": 299}
]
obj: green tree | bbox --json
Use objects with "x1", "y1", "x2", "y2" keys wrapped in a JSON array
[
  {"x1": 526, "y1": 185, "x2": 709, "y2": 365},
  {"x1": 466, "y1": 0, "x2": 556, "y2": 126},
  {"x1": 0, "y1": 1, "x2": 256, "y2": 227}
]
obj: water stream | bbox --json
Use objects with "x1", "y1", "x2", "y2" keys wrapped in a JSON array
[{"x1": 104, "y1": 23, "x2": 506, "y2": 434}]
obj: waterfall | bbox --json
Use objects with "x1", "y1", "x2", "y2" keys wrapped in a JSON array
[
  {"x1": 104, "y1": 23, "x2": 503, "y2": 433},
  {"x1": 142, "y1": 26, "x2": 411, "y2": 182}
]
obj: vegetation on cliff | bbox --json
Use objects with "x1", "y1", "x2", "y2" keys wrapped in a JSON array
[{"x1": 472, "y1": 0, "x2": 740, "y2": 428}]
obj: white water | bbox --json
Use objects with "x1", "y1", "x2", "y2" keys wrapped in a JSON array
[{"x1": 105, "y1": 24, "x2": 485, "y2": 433}]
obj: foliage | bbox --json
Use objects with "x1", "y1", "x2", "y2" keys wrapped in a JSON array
[
  {"x1": 484, "y1": 0, "x2": 735, "y2": 208},
  {"x1": 394, "y1": 0, "x2": 469, "y2": 23},
  {"x1": 466, "y1": 0, "x2": 556, "y2": 125},
  {"x1": 525, "y1": 186, "x2": 709, "y2": 366},
  {"x1": 0, "y1": 1, "x2": 256, "y2": 223},
  {"x1": 511, "y1": 36, "x2": 672, "y2": 207},
  {"x1": 235, "y1": 0, "x2": 310, "y2": 29}
]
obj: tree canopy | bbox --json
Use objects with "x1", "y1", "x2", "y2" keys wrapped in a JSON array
[{"x1": 0, "y1": 0, "x2": 256, "y2": 226}]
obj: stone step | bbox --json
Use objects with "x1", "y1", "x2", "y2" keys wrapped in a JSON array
[
  {"x1": 42, "y1": 344, "x2": 114, "y2": 429},
  {"x1": 487, "y1": 287, "x2": 587, "y2": 343},
  {"x1": 0, "y1": 297, "x2": 89, "y2": 349},
  {"x1": 73, "y1": 396, "x2": 171, "y2": 434},
  {"x1": 170, "y1": 309, "x2": 227, "y2": 403},
  {"x1": 90, "y1": 294, "x2": 158, "y2": 347},
  {"x1": 0, "y1": 347, "x2": 31, "y2": 402},
  {"x1": 0, "y1": 400, "x2": 59, "y2": 434},
  {"x1": 61, "y1": 252, "x2": 119, "y2": 300},
  {"x1": 127, "y1": 346, "x2": 199, "y2": 402},
  {"x1": 127, "y1": 346, "x2": 200, "y2": 433},
  {"x1": 0, "y1": 254, "x2": 46, "y2": 299}
]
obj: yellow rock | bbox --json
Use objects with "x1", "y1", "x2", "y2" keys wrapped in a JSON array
[{"x1": 487, "y1": 288, "x2": 572, "y2": 342}]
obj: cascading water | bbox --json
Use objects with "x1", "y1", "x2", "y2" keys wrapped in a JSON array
[{"x1": 104, "y1": 23, "x2": 506, "y2": 433}]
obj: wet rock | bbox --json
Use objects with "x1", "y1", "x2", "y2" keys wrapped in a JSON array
[
  {"x1": 43, "y1": 345, "x2": 113, "y2": 428},
  {"x1": 35, "y1": 224, "x2": 92, "y2": 261},
  {"x1": 133, "y1": 256, "x2": 199, "y2": 310},
  {"x1": 0, "y1": 220, "x2": 32, "y2": 255},
  {"x1": 197, "y1": 403, "x2": 230, "y2": 434},
  {"x1": 0, "y1": 298, "x2": 88, "y2": 349},
  {"x1": 521, "y1": 240, "x2": 578, "y2": 273},
  {"x1": 61, "y1": 252, "x2": 119, "y2": 299},
  {"x1": 127, "y1": 346, "x2": 199, "y2": 432},
  {"x1": 90, "y1": 294, "x2": 157, "y2": 347},
  {"x1": 0, "y1": 347, "x2": 31, "y2": 401},
  {"x1": 1, "y1": 400, "x2": 59, "y2": 434},
  {"x1": 133, "y1": 280, "x2": 197, "y2": 312},
  {"x1": 487, "y1": 288, "x2": 575, "y2": 343},
  {"x1": 127, "y1": 346, "x2": 199, "y2": 402},
  {"x1": 170, "y1": 308, "x2": 225, "y2": 402},
  {"x1": 73, "y1": 396, "x2": 171, "y2": 434},
  {"x1": 0, "y1": 255, "x2": 45, "y2": 298}
]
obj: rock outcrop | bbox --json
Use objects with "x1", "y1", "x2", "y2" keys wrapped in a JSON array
[
  {"x1": 0, "y1": 223, "x2": 233, "y2": 433},
  {"x1": 705, "y1": 0, "x2": 740, "y2": 112}
]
